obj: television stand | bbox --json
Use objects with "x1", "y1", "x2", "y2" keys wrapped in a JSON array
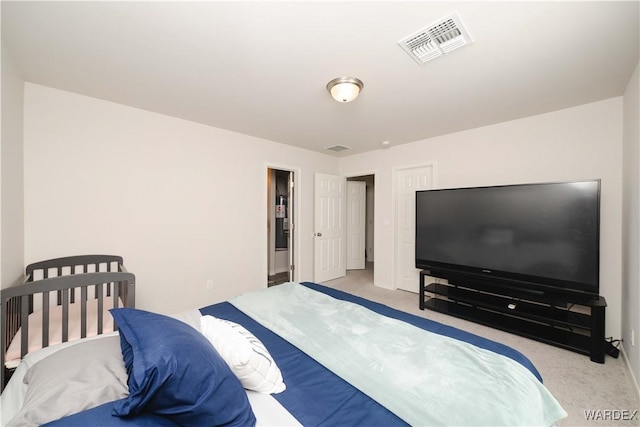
[{"x1": 419, "y1": 271, "x2": 607, "y2": 363}]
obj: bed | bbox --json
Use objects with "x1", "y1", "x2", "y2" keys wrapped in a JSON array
[
  {"x1": 1, "y1": 255, "x2": 135, "y2": 390},
  {"x1": 1, "y1": 280, "x2": 568, "y2": 426}
]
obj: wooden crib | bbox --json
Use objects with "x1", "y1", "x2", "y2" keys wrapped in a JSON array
[{"x1": 1, "y1": 255, "x2": 135, "y2": 390}]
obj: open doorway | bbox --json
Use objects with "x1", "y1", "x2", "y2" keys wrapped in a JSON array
[
  {"x1": 346, "y1": 175, "x2": 375, "y2": 278},
  {"x1": 267, "y1": 168, "x2": 295, "y2": 286}
]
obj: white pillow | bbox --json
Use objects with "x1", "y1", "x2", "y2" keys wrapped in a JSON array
[{"x1": 200, "y1": 315, "x2": 285, "y2": 394}]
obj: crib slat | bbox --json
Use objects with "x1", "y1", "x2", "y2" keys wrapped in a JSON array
[
  {"x1": 113, "y1": 282, "x2": 120, "y2": 331},
  {"x1": 113, "y1": 281, "x2": 120, "y2": 307},
  {"x1": 97, "y1": 283, "x2": 104, "y2": 334},
  {"x1": 70, "y1": 266, "x2": 76, "y2": 304},
  {"x1": 1, "y1": 300, "x2": 6, "y2": 390},
  {"x1": 61, "y1": 289, "x2": 69, "y2": 343},
  {"x1": 42, "y1": 292, "x2": 50, "y2": 348},
  {"x1": 106, "y1": 263, "x2": 112, "y2": 297},
  {"x1": 20, "y1": 296, "x2": 29, "y2": 358},
  {"x1": 81, "y1": 286, "x2": 87, "y2": 338},
  {"x1": 93, "y1": 266, "x2": 100, "y2": 298}
]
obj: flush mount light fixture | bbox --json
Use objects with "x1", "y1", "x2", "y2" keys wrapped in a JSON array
[{"x1": 326, "y1": 77, "x2": 364, "y2": 103}]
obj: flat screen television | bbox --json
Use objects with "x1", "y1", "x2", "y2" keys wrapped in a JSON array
[{"x1": 415, "y1": 180, "x2": 600, "y2": 298}]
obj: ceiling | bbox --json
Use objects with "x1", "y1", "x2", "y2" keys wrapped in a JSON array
[{"x1": 2, "y1": 1, "x2": 639, "y2": 157}]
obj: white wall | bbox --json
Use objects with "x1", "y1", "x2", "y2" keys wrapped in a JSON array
[
  {"x1": 622, "y1": 62, "x2": 640, "y2": 390},
  {"x1": 1, "y1": 44, "x2": 25, "y2": 288},
  {"x1": 340, "y1": 98, "x2": 624, "y2": 338},
  {"x1": 19, "y1": 81, "x2": 631, "y2": 343},
  {"x1": 23, "y1": 83, "x2": 337, "y2": 314}
]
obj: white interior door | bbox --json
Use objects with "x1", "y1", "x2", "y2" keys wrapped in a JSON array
[
  {"x1": 287, "y1": 172, "x2": 295, "y2": 281},
  {"x1": 346, "y1": 181, "x2": 366, "y2": 270},
  {"x1": 395, "y1": 166, "x2": 433, "y2": 293},
  {"x1": 314, "y1": 173, "x2": 346, "y2": 282}
]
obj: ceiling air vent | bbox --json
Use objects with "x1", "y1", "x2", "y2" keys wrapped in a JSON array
[
  {"x1": 325, "y1": 145, "x2": 350, "y2": 152},
  {"x1": 398, "y1": 12, "x2": 473, "y2": 65}
]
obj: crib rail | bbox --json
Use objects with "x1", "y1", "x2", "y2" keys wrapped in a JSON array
[{"x1": 1, "y1": 255, "x2": 134, "y2": 392}]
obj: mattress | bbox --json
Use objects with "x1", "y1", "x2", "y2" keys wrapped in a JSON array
[
  {"x1": 2, "y1": 282, "x2": 567, "y2": 426},
  {"x1": 4, "y1": 294, "x2": 120, "y2": 369}
]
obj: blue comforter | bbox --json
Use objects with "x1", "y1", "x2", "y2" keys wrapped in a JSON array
[
  {"x1": 231, "y1": 282, "x2": 566, "y2": 426},
  {"x1": 47, "y1": 282, "x2": 560, "y2": 426}
]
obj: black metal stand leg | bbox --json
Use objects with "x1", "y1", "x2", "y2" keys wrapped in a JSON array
[
  {"x1": 590, "y1": 299, "x2": 606, "y2": 363},
  {"x1": 419, "y1": 271, "x2": 426, "y2": 310}
]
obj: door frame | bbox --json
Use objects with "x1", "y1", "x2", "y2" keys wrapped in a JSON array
[
  {"x1": 344, "y1": 170, "x2": 378, "y2": 285},
  {"x1": 265, "y1": 163, "x2": 301, "y2": 286},
  {"x1": 391, "y1": 163, "x2": 436, "y2": 291},
  {"x1": 310, "y1": 170, "x2": 379, "y2": 285}
]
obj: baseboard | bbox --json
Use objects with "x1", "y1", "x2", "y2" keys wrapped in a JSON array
[{"x1": 620, "y1": 344, "x2": 640, "y2": 402}]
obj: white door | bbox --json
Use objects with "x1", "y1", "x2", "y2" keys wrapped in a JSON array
[
  {"x1": 287, "y1": 172, "x2": 295, "y2": 281},
  {"x1": 346, "y1": 181, "x2": 366, "y2": 270},
  {"x1": 314, "y1": 173, "x2": 347, "y2": 282},
  {"x1": 395, "y1": 166, "x2": 433, "y2": 293}
]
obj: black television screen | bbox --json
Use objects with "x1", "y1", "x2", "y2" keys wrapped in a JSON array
[{"x1": 415, "y1": 180, "x2": 600, "y2": 296}]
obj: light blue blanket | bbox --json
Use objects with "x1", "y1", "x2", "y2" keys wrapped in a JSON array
[{"x1": 230, "y1": 282, "x2": 567, "y2": 426}]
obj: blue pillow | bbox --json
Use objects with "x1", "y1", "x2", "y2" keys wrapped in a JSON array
[{"x1": 110, "y1": 308, "x2": 256, "y2": 426}]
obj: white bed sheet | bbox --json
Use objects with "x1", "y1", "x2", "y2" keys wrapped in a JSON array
[
  {"x1": 4, "y1": 294, "x2": 120, "y2": 369},
  {"x1": 1, "y1": 314, "x2": 301, "y2": 427}
]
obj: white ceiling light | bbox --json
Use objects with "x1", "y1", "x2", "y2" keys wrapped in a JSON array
[{"x1": 327, "y1": 77, "x2": 364, "y2": 103}]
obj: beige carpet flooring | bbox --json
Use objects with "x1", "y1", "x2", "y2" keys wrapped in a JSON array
[{"x1": 321, "y1": 264, "x2": 640, "y2": 426}]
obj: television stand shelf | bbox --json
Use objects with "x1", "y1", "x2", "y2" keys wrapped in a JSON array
[{"x1": 419, "y1": 271, "x2": 607, "y2": 363}]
